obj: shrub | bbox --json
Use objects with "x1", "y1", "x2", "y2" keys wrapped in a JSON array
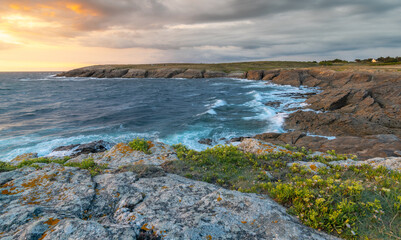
[
  {"x1": 165, "y1": 144, "x2": 401, "y2": 240},
  {"x1": 0, "y1": 161, "x2": 16, "y2": 172},
  {"x1": 129, "y1": 138, "x2": 152, "y2": 154}
]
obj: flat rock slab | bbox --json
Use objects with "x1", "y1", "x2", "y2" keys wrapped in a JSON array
[
  {"x1": 66, "y1": 141, "x2": 178, "y2": 168},
  {"x1": 0, "y1": 164, "x2": 338, "y2": 240}
]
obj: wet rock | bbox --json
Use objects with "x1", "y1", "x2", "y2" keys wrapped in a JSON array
[
  {"x1": 91, "y1": 69, "x2": 107, "y2": 78},
  {"x1": 306, "y1": 89, "x2": 352, "y2": 111},
  {"x1": 272, "y1": 70, "x2": 302, "y2": 86},
  {"x1": 104, "y1": 69, "x2": 129, "y2": 78},
  {"x1": 230, "y1": 136, "x2": 250, "y2": 142},
  {"x1": 253, "y1": 132, "x2": 282, "y2": 142},
  {"x1": 203, "y1": 71, "x2": 227, "y2": 78},
  {"x1": 122, "y1": 69, "x2": 148, "y2": 78},
  {"x1": 262, "y1": 70, "x2": 280, "y2": 80},
  {"x1": 198, "y1": 138, "x2": 214, "y2": 146},
  {"x1": 227, "y1": 71, "x2": 247, "y2": 79},
  {"x1": 264, "y1": 101, "x2": 281, "y2": 108},
  {"x1": 277, "y1": 131, "x2": 306, "y2": 145},
  {"x1": 285, "y1": 111, "x2": 400, "y2": 137},
  {"x1": 255, "y1": 131, "x2": 401, "y2": 160},
  {"x1": 174, "y1": 69, "x2": 204, "y2": 78},
  {"x1": 48, "y1": 140, "x2": 112, "y2": 158},
  {"x1": 147, "y1": 68, "x2": 185, "y2": 78},
  {"x1": 247, "y1": 70, "x2": 264, "y2": 80}
]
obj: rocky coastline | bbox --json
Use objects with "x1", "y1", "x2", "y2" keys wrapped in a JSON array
[
  {"x1": 1, "y1": 65, "x2": 400, "y2": 239},
  {"x1": 57, "y1": 66, "x2": 401, "y2": 160}
]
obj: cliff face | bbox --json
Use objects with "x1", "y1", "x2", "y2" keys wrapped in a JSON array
[{"x1": 57, "y1": 66, "x2": 401, "y2": 159}]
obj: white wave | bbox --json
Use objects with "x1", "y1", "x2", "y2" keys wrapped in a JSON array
[
  {"x1": 307, "y1": 134, "x2": 337, "y2": 140},
  {"x1": 242, "y1": 107, "x2": 276, "y2": 121},
  {"x1": 2, "y1": 132, "x2": 159, "y2": 161},
  {"x1": 207, "y1": 109, "x2": 217, "y2": 115},
  {"x1": 212, "y1": 99, "x2": 227, "y2": 108}
]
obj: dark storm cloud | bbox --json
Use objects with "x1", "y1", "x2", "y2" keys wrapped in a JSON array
[{"x1": 2, "y1": 0, "x2": 401, "y2": 60}]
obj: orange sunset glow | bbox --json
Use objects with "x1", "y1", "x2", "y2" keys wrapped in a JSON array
[{"x1": 1, "y1": 0, "x2": 400, "y2": 71}]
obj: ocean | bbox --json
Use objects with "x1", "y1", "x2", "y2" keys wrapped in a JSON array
[{"x1": 0, "y1": 72, "x2": 316, "y2": 161}]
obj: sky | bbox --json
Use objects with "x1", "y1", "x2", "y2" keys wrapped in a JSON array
[{"x1": 0, "y1": 0, "x2": 400, "y2": 71}]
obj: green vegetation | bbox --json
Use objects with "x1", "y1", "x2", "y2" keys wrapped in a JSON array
[
  {"x1": 15, "y1": 157, "x2": 71, "y2": 168},
  {"x1": 129, "y1": 138, "x2": 152, "y2": 154},
  {"x1": 356, "y1": 56, "x2": 401, "y2": 65},
  {"x1": 88, "y1": 61, "x2": 320, "y2": 73},
  {"x1": 319, "y1": 59, "x2": 349, "y2": 66},
  {"x1": 164, "y1": 144, "x2": 401, "y2": 240},
  {"x1": 0, "y1": 157, "x2": 107, "y2": 176},
  {"x1": 64, "y1": 158, "x2": 108, "y2": 176},
  {"x1": 0, "y1": 161, "x2": 16, "y2": 172}
]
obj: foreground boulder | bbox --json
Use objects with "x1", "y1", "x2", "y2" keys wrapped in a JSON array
[{"x1": 0, "y1": 163, "x2": 338, "y2": 239}]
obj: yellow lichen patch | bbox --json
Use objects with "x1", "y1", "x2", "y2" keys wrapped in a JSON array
[
  {"x1": 38, "y1": 232, "x2": 47, "y2": 240},
  {"x1": 241, "y1": 221, "x2": 247, "y2": 224},
  {"x1": 309, "y1": 164, "x2": 317, "y2": 171},
  {"x1": 206, "y1": 235, "x2": 213, "y2": 240},
  {"x1": 141, "y1": 223, "x2": 151, "y2": 231},
  {"x1": 106, "y1": 143, "x2": 134, "y2": 158},
  {"x1": 134, "y1": 160, "x2": 145, "y2": 165},
  {"x1": 1, "y1": 186, "x2": 23, "y2": 195},
  {"x1": 147, "y1": 141, "x2": 155, "y2": 149},
  {"x1": 21, "y1": 174, "x2": 55, "y2": 189},
  {"x1": 44, "y1": 218, "x2": 60, "y2": 226},
  {"x1": 128, "y1": 215, "x2": 136, "y2": 221},
  {"x1": 161, "y1": 186, "x2": 168, "y2": 189},
  {"x1": 23, "y1": 195, "x2": 41, "y2": 205},
  {"x1": 1, "y1": 181, "x2": 14, "y2": 188},
  {"x1": 217, "y1": 195, "x2": 222, "y2": 202}
]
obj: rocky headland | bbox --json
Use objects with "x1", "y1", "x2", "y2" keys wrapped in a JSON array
[{"x1": 57, "y1": 65, "x2": 401, "y2": 160}]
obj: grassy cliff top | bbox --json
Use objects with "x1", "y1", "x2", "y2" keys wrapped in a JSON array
[{"x1": 76, "y1": 61, "x2": 401, "y2": 73}]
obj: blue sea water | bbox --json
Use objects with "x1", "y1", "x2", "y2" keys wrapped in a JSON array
[{"x1": 0, "y1": 72, "x2": 316, "y2": 161}]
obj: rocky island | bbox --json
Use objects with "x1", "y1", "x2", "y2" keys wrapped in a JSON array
[{"x1": 1, "y1": 62, "x2": 401, "y2": 239}]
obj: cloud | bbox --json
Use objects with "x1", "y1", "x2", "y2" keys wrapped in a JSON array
[{"x1": 1, "y1": 0, "x2": 401, "y2": 61}]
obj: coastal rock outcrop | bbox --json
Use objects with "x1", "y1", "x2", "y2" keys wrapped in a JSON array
[
  {"x1": 246, "y1": 70, "x2": 264, "y2": 80},
  {"x1": 174, "y1": 69, "x2": 204, "y2": 78},
  {"x1": 122, "y1": 69, "x2": 148, "y2": 78},
  {"x1": 47, "y1": 140, "x2": 112, "y2": 158},
  {"x1": 0, "y1": 146, "x2": 339, "y2": 240},
  {"x1": 203, "y1": 70, "x2": 227, "y2": 78},
  {"x1": 254, "y1": 131, "x2": 401, "y2": 160},
  {"x1": 147, "y1": 68, "x2": 185, "y2": 78}
]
